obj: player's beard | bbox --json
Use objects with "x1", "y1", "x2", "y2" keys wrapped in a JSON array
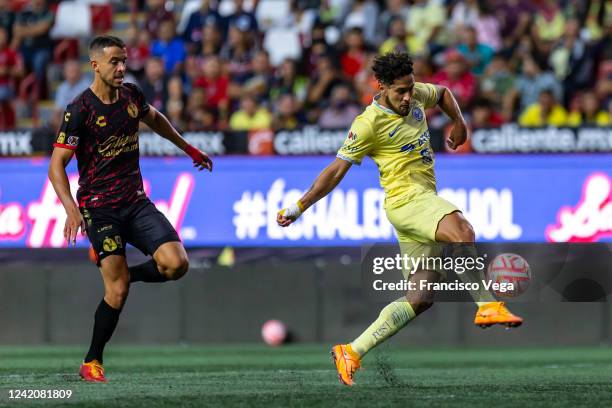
[
  {"x1": 102, "y1": 74, "x2": 124, "y2": 90},
  {"x1": 386, "y1": 95, "x2": 409, "y2": 116}
]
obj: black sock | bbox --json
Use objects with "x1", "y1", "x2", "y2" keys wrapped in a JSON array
[
  {"x1": 128, "y1": 260, "x2": 167, "y2": 283},
  {"x1": 84, "y1": 300, "x2": 121, "y2": 364}
]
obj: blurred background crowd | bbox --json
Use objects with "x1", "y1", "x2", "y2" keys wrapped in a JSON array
[{"x1": 0, "y1": 0, "x2": 609, "y2": 135}]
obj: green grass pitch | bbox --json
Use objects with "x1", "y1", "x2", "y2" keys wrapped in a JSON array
[{"x1": 1, "y1": 345, "x2": 612, "y2": 407}]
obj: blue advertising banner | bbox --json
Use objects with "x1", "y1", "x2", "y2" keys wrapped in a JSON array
[{"x1": 0, "y1": 155, "x2": 610, "y2": 247}]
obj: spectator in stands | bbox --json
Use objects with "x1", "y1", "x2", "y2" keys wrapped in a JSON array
[
  {"x1": 125, "y1": 25, "x2": 151, "y2": 80},
  {"x1": 306, "y1": 54, "x2": 342, "y2": 108},
  {"x1": 432, "y1": 50, "x2": 477, "y2": 109},
  {"x1": 182, "y1": 0, "x2": 223, "y2": 54},
  {"x1": 226, "y1": 0, "x2": 258, "y2": 37},
  {"x1": 151, "y1": 19, "x2": 186, "y2": 74},
  {"x1": 479, "y1": 53, "x2": 515, "y2": 120},
  {"x1": 470, "y1": 97, "x2": 505, "y2": 129},
  {"x1": 145, "y1": 0, "x2": 175, "y2": 40},
  {"x1": 532, "y1": 0, "x2": 565, "y2": 43},
  {"x1": 354, "y1": 52, "x2": 378, "y2": 106},
  {"x1": 193, "y1": 55, "x2": 229, "y2": 113},
  {"x1": 514, "y1": 56, "x2": 562, "y2": 112},
  {"x1": 456, "y1": 25, "x2": 495, "y2": 75},
  {"x1": 54, "y1": 59, "x2": 89, "y2": 111},
  {"x1": 139, "y1": 57, "x2": 168, "y2": 112},
  {"x1": 221, "y1": 23, "x2": 256, "y2": 86},
  {"x1": 200, "y1": 22, "x2": 223, "y2": 59},
  {"x1": 184, "y1": 86, "x2": 219, "y2": 131},
  {"x1": 269, "y1": 58, "x2": 309, "y2": 107},
  {"x1": 0, "y1": 26, "x2": 20, "y2": 130},
  {"x1": 11, "y1": 0, "x2": 53, "y2": 92},
  {"x1": 412, "y1": 54, "x2": 435, "y2": 83},
  {"x1": 567, "y1": 90, "x2": 610, "y2": 127},
  {"x1": 378, "y1": 16, "x2": 419, "y2": 57},
  {"x1": 340, "y1": 27, "x2": 368, "y2": 81},
  {"x1": 318, "y1": 83, "x2": 361, "y2": 129},
  {"x1": 406, "y1": 0, "x2": 447, "y2": 55},
  {"x1": 343, "y1": 0, "x2": 379, "y2": 46},
  {"x1": 449, "y1": 0, "x2": 479, "y2": 34},
  {"x1": 493, "y1": 0, "x2": 533, "y2": 51},
  {"x1": 473, "y1": 0, "x2": 502, "y2": 51},
  {"x1": 165, "y1": 75, "x2": 186, "y2": 130},
  {"x1": 0, "y1": 0, "x2": 15, "y2": 43},
  {"x1": 375, "y1": 0, "x2": 409, "y2": 44},
  {"x1": 271, "y1": 93, "x2": 306, "y2": 130},
  {"x1": 549, "y1": 18, "x2": 597, "y2": 106},
  {"x1": 519, "y1": 89, "x2": 568, "y2": 127},
  {"x1": 229, "y1": 94, "x2": 272, "y2": 131},
  {"x1": 187, "y1": 107, "x2": 218, "y2": 131},
  {"x1": 241, "y1": 50, "x2": 273, "y2": 101}
]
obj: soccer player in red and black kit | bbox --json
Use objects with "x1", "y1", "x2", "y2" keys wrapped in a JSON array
[{"x1": 48, "y1": 36, "x2": 213, "y2": 383}]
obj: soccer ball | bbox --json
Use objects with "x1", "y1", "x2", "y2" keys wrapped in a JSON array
[
  {"x1": 485, "y1": 253, "x2": 531, "y2": 298},
  {"x1": 261, "y1": 320, "x2": 287, "y2": 346}
]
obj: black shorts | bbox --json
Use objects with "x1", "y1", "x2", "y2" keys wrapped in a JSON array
[{"x1": 81, "y1": 199, "x2": 181, "y2": 263}]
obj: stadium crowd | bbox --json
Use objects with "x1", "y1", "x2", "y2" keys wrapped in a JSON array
[{"x1": 0, "y1": 0, "x2": 610, "y2": 133}]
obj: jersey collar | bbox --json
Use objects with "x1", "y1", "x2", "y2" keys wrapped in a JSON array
[{"x1": 372, "y1": 94, "x2": 399, "y2": 116}]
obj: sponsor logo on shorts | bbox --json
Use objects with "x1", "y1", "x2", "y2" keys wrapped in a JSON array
[
  {"x1": 56, "y1": 132, "x2": 66, "y2": 144},
  {"x1": 97, "y1": 225, "x2": 113, "y2": 233},
  {"x1": 102, "y1": 236, "x2": 122, "y2": 252}
]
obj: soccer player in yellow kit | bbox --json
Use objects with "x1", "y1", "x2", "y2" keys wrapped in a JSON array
[{"x1": 277, "y1": 52, "x2": 523, "y2": 386}]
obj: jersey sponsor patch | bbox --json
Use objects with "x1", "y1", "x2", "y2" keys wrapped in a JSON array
[
  {"x1": 67, "y1": 136, "x2": 78, "y2": 146},
  {"x1": 96, "y1": 116, "x2": 107, "y2": 127}
]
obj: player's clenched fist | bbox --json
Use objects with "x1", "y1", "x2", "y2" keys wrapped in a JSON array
[{"x1": 277, "y1": 201, "x2": 305, "y2": 227}]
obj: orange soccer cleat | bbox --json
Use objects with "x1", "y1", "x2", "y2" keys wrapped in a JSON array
[
  {"x1": 79, "y1": 360, "x2": 107, "y2": 383},
  {"x1": 474, "y1": 302, "x2": 523, "y2": 329},
  {"x1": 331, "y1": 344, "x2": 361, "y2": 386}
]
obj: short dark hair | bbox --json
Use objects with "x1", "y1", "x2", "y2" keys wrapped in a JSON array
[
  {"x1": 372, "y1": 52, "x2": 414, "y2": 86},
  {"x1": 89, "y1": 35, "x2": 125, "y2": 56}
]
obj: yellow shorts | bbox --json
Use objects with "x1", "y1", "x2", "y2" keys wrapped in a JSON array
[{"x1": 385, "y1": 192, "x2": 459, "y2": 278}]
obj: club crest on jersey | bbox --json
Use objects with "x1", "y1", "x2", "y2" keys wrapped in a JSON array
[
  {"x1": 56, "y1": 132, "x2": 66, "y2": 144},
  {"x1": 64, "y1": 112, "x2": 71, "y2": 122},
  {"x1": 127, "y1": 102, "x2": 138, "y2": 118},
  {"x1": 96, "y1": 116, "x2": 107, "y2": 127},
  {"x1": 347, "y1": 131, "x2": 357, "y2": 141},
  {"x1": 412, "y1": 107, "x2": 424, "y2": 121}
]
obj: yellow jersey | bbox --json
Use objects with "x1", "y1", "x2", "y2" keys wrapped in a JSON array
[{"x1": 337, "y1": 82, "x2": 439, "y2": 209}]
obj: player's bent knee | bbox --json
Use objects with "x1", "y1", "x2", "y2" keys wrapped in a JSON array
[{"x1": 159, "y1": 256, "x2": 189, "y2": 280}]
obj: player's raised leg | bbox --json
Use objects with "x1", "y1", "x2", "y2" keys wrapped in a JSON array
[
  {"x1": 332, "y1": 269, "x2": 439, "y2": 386},
  {"x1": 152, "y1": 242, "x2": 189, "y2": 280},
  {"x1": 435, "y1": 211, "x2": 523, "y2": 328},
  {"x1": 79, "y1": 255, "x2": 129, "y2": 383}
]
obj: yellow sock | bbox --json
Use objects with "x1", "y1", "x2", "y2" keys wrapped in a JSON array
[{"x1": 350, "y1": 299, "x2": 415, "y2": 358}]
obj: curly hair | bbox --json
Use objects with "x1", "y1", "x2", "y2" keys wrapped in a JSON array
[{"x1": 372, "y1": 52, "x2": 414, "y2": 86}]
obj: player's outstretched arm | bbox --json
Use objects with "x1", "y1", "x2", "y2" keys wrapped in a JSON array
[
  {"x1": 277, "y1": 158, "x2": 352, "y2": 227},
  {"x1": 435, "y1": 86, "x2": 468, "y2": 150},
  {"x1": 141, "y1": 105, "x2": 213, "y2": 172},
  {"x1": 48, "y1": 147, "x2": 85, "y2": 245}
]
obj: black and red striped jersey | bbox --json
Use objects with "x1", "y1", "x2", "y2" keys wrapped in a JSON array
[{"x1": 54, "y1": 82, "x2": 150, "y2": 208}]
